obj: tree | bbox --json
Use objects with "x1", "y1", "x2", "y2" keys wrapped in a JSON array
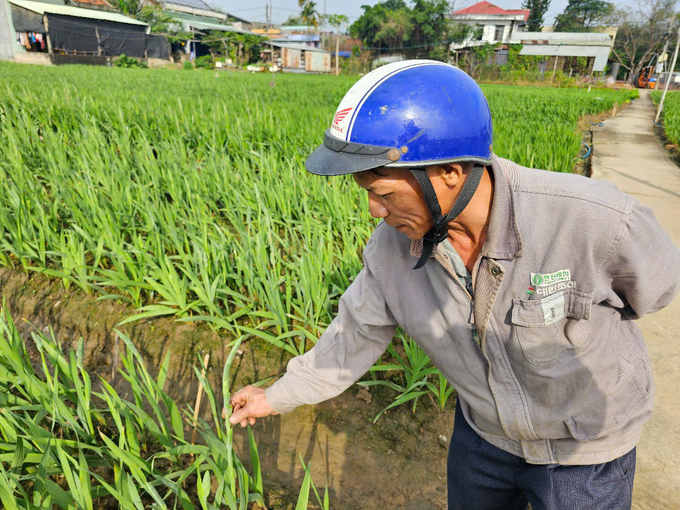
[
  {"x1": 374, "y1": 9, "x2": 414, "y2": 50},
  {"x1": 522, "y1": 0, "x2": 551, "y2": 31},
  {"x1": 135, "y1": 6, "x2": 192, "y2": 43},
  {"x1": 410, "y1": 0, "x2": 450, "y2": 47},
  {"x1": 348, "y1": 0, "x2": 453, "y2": 55},
  {"x1": 328, "y1": 14, "x2": 349, "y2": 75},
  {"x1": 202, "y1": 31, "x2": 262, "y2": 65},
  {"x1": 349, "y1": 0, "x2": 409, "y2": 49},
  {"x1": 554, "y1": 0, "x2": 614, "y2": 32},
  {"x1": 298, "y1": 1, "x2": 319, "y2": 35},
  {"x1": 282, "y1": 15, "x2": 302, "y2": 26},
  {"x1": 608, "y1": 0, "x2": 677, "y2": 83},
  {"x1": 116, "y1": 0, "x2": 141, "y2": 16}
]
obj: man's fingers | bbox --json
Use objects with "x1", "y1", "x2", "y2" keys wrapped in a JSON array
[
  {"x1": 226, "y1": 386, "x2": 271, "y2": 426},
  {"x1": 223, "y1": 401, "x2": 242, "y2": 420},
  {"x1": 229, "y1": 406, "x2": 247, "y2": 425}
]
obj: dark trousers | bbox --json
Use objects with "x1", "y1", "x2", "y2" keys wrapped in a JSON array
[{"x1": 447, "y1": 402, "x2": 636, "y2": 510}]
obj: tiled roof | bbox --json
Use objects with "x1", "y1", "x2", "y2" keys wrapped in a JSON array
[
  {"x1": 69, "y1": 0, "x2": 114, "y2": 10},
  {"x1": 453, "y1": 1, "x2": 530, "y2": 20}
]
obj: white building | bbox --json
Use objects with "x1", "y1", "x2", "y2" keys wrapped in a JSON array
[{"x1": 449, "y1": 1, "x2": 529, "y2": 50}]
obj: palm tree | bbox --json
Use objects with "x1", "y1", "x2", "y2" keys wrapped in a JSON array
[
  {"x1": 328, "y1": 14, "x2": 349, "y2": 75},
  {"x1": 299, "y1": 1, "x2": 319, "y2": 37}
]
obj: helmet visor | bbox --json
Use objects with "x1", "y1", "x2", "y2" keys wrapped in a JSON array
[{"x1": 305, "y1": 130, "x2": 401, "y2": 176}]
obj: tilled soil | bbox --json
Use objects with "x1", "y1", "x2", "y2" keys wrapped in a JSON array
[{"x1": 0, "y1": 267, "x2": 454, "y2": 509}]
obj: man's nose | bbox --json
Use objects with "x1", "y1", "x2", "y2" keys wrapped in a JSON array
[{"x1": 368, "y1": 195, "x2": 389, "y2": 218}]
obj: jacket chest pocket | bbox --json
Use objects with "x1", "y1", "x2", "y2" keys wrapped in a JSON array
[{"x1": 511, "y1": 289, "x2": 593, "y2": 366}]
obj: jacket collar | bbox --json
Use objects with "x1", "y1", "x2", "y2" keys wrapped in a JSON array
[{"x1": 410, "y1": 154, "x2": 523, "y2": 262}]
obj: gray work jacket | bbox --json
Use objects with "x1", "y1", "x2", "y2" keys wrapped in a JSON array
[{"x1": 265, "y1": 155, "x2": 680, "y2": 465}]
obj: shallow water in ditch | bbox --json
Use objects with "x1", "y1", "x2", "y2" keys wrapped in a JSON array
[{"x1": 1, "y1": 267, "x2": 454, "y2": 509}]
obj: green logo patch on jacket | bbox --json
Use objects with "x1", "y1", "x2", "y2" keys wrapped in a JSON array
[{"x1": 531, "y1": 269, "x2": 571, "y2": 287}]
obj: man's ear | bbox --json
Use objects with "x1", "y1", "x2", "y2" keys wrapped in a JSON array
[{"x1": 429, "y1": 164, "x2": 465, "y2": 188}]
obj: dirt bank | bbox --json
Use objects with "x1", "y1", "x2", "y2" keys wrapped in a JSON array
[{"x1": 0, "y1": 267, "x2": 454, "y2": 509}]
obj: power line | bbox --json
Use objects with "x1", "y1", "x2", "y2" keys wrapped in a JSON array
[
  {"x1": 228, "y1": 6, "x2": 269, "y2": 13},
  {"x1": 271, "y1": 6, "x2": 300, "y2": 12}
]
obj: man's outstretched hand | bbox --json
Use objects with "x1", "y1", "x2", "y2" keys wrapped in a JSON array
[{"x1": 223, "y1": 385, "x2": 278, "y2": 427}]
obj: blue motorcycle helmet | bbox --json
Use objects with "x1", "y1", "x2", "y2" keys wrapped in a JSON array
[{"x1": 305, "y1": 60, "x2": 493, "y2": 269}]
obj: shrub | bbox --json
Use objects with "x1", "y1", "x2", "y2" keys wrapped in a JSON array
[
  {"x1": 114, "y1": 54, "x2": 148, "y2": 68},
  {"x1": 194, "y1": 55, "x2": 214, "y2": 70}
]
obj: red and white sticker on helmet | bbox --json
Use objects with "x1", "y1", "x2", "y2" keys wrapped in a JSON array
[
  {"x1": 332, "y1": 107, "x2": 353, "y2": 133},
  {"x1": 328, "y1": 60, "x2": 448, "y2": 142}
]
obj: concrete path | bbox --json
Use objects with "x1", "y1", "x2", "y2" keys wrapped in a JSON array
[{"x1": 592, "y1": 89, "x2": 680, "y2": 509}]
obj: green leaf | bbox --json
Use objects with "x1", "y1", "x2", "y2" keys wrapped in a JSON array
[
  {"x1": 43, "y1": 479, "x2": 76, "y2": 509},
  {"x1": 294, "y1": 460, "x2": 312, "y2": 510},
  {"x1": 248, "y1": 425, "x2": 262, "y2": 494},
  {"x1": 10, "y1": 436, "x2": 25, "y2": 474}
]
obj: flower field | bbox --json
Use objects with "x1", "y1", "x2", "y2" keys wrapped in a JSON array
[{"x1": 0, "y1": 61, "x2": 637, "y2": 507}]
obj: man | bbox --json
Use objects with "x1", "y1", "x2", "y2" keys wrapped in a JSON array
[{"x1": 227, "y1": 61, "x2": 680, "y2": 509}]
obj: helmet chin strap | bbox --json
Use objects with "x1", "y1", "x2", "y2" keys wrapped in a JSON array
[{"x1": 410, "y1": 165, "x2": 485, "y2": 270}]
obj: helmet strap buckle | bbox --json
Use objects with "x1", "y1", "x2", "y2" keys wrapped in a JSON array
[
  {"x1": 411, "y1": 165, "x2": 485, "y2": 270},
  {"x1": 423, "y1": 216, "x2": 450, "y2": 245}
]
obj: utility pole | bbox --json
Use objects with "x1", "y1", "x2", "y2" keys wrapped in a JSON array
[
  {"x1": 322, "y1": 0, "x2": 326, "y2": 50},
  {"x1": 335, "y1": 21, "x2": 339, "y2": 76},
  {"x1": 656, "y1": 25, "x2": 680, "y2": 124},
  {"x1": 268, "y1": 0, "x2": 276, "y2": 87}
]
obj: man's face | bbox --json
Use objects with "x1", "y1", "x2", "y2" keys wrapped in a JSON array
[{"x1": 353, "y1": 166, "x2": 459, "y2": 240}]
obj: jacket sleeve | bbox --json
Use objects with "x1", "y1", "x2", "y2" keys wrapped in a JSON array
[
  {"x1": 602, "y1": 200, "x2": 680, "y2": 319},
  {"x1": 264, "y1": 237, "x2": 398, "y2": 414}
]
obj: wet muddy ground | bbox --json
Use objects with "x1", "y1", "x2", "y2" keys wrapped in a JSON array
[{"x1": 1, "y1": 267, "x2": 455, "y2": 509}]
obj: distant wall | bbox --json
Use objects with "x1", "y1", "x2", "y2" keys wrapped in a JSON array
[
  {"x1": 1, "y1": 0, "x2": 16, "y2": 60},
  {"x1": 147, "y1": 57, "x2": 172, "y2": 67},
  {"x1": 14, "y1": 52, "x2": 51, "y2": 65},
  {"x1": 519, "y1": 45, "x2": 610, "y2": 72},
  {"x1": 52, "y1": 53, "x2": 109, "y2": 65}
]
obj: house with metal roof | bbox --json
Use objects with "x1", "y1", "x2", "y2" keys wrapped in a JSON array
[
  {"x1": 449, "y1": 1, "x2": 529, "y2": 49},
  {"x1": 508, "y1": 31, "x2": 614, "y2": 72},
  {"x1": 169, "y1": 11, "x2": 256, "y2": 36},
  {"x1": 266, "y1": 41, "x2": 330, "y2": 73},
  {"x1": 0, "y1": 0, "x2": 178, "y2": 65},
  {"x1": 142, "y1": 0, "x2": 250, "y2": 25},
  {"x1": 137, "y1": 0, "x2": 261, "y2": 60},
  {"x1": 271, "y1": 33, "x2": 320, "y2": 48}
]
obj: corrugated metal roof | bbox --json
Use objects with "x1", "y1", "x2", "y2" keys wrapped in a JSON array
[
  {"x1": 272, "y1": 34, "x2": 319, "y2": 42},
  {"x1": 509, "y1": 31, "x2": 612, "y2": 46},
  {"x1": 8, "y1": 0, "x2": 148, "y2": 25},
  {"x1": 279, "y1": 25, "x2": 312, "y2": 31},
  {"x1": 172, "y1": 13, "x2": 260, "y2": 35},
  {"x1": 170, "y1": 11, "x2": 220, "y2": 23},
  {"x1": 160, "y1": 0, "x2": 212, "y2": 10},
  {"x1": 190, "y1": 21, "x2": 257, "y2": 34},
  {"x1": 270, "y1": 42, "x2": 330, "y2": 53}
]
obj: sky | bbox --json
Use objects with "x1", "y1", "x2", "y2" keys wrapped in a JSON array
[{"x1": 213, "y1": 0, "x2": 641, "y2": 28}]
